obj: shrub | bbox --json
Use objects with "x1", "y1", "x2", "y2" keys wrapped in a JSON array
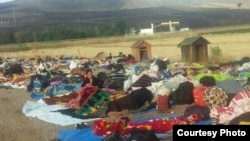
[{"x1": 210, "y1": 46, "x2": 222, "y2": 64}]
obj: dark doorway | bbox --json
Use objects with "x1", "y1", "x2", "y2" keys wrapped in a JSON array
[
  {"x1": 195, "y1": 45, "x2": 203, "y2": 62},
  {"x1": 140, "y1": 47, "x2": 148, "y2": 61}
]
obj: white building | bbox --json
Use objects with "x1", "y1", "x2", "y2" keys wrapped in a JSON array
[
  {"x1": 139, "y1": 28, "x2": 154, "y2": 35},
  {"x1": 179, "y1": 27, "x2": 190, "y2": 32},
  {"x1": 139, "y1": 23, "x2": 154, "y2": 35}
]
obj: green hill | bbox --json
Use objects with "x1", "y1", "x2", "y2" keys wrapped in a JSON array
[{"x1": 0, "y1": 0, "x2": 250, "y2": 45}]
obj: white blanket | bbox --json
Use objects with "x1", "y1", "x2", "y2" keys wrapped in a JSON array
[
  {"x1": 3, "y1": 82, "x2": 26, "y2": 89},
  {"x1": 22, "y1": 99, "x2": 100, "y2": 126}
]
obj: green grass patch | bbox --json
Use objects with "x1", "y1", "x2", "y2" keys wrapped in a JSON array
[
  {"x1": 208, "y1": 28, "x2": 250, "y2": 34},
  {"x1": 0, "y1": 44, "x2": 31, "y2": 52}
]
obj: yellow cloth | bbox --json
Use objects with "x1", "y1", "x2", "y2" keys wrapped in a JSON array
[
  {"x1": 91, "y1": 107, "x2": 97, "y2": 113},
  {"x1": 18, "y1": 81, "x2": 25, "y2": 86},
  {"x1": 109, "y1": 91, "x2": 126, "y2": 101},
  {"x1": 239, "y1": 121, "x2": 250, "y2": 125},
  {"x1": 11, "y1": 74, "x2": 27, "y2": 84},
  {"x1": 187, "y1": 69, "x2": 194, "y2": 79}
]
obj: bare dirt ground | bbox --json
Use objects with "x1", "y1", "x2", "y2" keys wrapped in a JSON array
[{"x1": 0, "y1": 88, "x2": 70, "y2": 141}]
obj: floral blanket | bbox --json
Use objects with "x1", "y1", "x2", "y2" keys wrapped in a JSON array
[{"x1": 210, "y1": 92, "x2": 250, "y2": 124}]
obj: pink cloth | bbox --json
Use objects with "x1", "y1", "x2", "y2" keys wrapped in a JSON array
[
  {"x1": 50, "y1": 80, "x2": 63, "y2": 86},
  {"x1": 65, "y1": 98, "x2": 78, "y2": 108},
  {"x1": 66, "y1": 84, "x2": 98, "y2": 108},
  {"x1": 101, "y1": 88, "x2": 116, "y2": 93}
]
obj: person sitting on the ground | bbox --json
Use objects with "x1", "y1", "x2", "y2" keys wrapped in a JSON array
[
  {"x1": 81, "y1": 69, "x2": 104, "y2": 88},
  {"x1": 0, "y1": 57, "x2": 3, "y2": 65},
  {"x1": 106, "y1": 53, "x2": 113, "y2": 60},
  {"x1": 127, "y1": 54, "x2": 136, "y2": 64},
  {"x1": 118, "y1": 52, "x2": 127, "y2": 58},
  {"x1": 37, "y1": 56, "x2": 43, "y2": 65}
]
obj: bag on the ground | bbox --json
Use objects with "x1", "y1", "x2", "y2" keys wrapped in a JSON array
[
  {"x1": 129, "y1": 127, "x2": 159, "y2": 141},
  {"x1": 184, "y1": 104, "x2": 210, "y2": 120},
  {"x1": 102, "y1": 131, "x2": 127, "y2": 141},
  {"x1": 156, "y1": 95, "x2": 169, "y2": 112}
]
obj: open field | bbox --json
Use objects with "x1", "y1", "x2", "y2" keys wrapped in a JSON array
[{"x1": 1, "y1": 25, "x2": 250, "y2": 63}]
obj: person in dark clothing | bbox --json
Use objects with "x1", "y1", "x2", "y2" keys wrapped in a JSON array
[
  {"x1": 81, "y1": 69, "x2": 104, "y2": 88},
  {"x1": 163, "y1": 58, "x2": 170, "y2": 66},
  {"x1": 168, "y1": 81, "x2": 194, "y2": 105},
  {"x1": 106, "y1": 53, "x2": 113, "y2": 60},
  {"x1": 0, "y1": 57, "x2": 3, "y2": 65},
  {"x1": 37, "y1": 56, "x2": 43, "y2": 65},
  {"x1": 157, "y1": 59, "x2": 167, "y2": 71},
  {"x1": 127, "y1": 54, "x2": 136, "y2": 64}
]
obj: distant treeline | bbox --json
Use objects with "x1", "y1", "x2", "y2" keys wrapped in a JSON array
[{"x1": 0, "y1": 20, "x2": 130, "y2": 45}]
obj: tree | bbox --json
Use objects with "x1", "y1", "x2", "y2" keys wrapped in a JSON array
[
  {"x1": 0, "y1": 29, "x2": 15, "y2": 44},
  {"x1": 114, "y1": 20, "x2": 127, "y2": 35},
  {"x1": 237, "y1": 2, "x2": 242, "y2": 8}
]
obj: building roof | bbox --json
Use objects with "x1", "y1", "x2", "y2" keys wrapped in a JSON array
[
  {"x1": 178, "y1": 36, "x2": 210, "y2": 47},
  {"x1": 131, "y1": 40, "x2": 150, "y2": 48}
]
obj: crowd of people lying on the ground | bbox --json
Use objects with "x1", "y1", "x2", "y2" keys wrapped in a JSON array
[{"x1": 1, "y1": 53, "x2": 250, "y2": 140}]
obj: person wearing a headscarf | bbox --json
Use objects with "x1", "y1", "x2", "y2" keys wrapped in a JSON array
[
  {"x1": 81, "y1": 69, "x2": 104, "y2": 88},
  {"x1": 127, "y1": 54, "x2": 136, "y2": 64}
]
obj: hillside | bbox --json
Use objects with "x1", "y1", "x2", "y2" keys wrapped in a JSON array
[
  {"x1": 3, "y1": 0, "x2": 250, "y2": 12},
  {"x1": 1, "y1": 5, "x2": 250, "y2": 29},
  {"x1": 0, "y1": 0, "x2": 250, "y2": 45},
  {"x1": 1, "y1": 0, "x2": 249, "y2": 28}
]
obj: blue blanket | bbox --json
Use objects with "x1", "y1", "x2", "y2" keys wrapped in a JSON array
[
  {"x1": 58, "y1": 115, "x2": 212, "y2": 141},
  {"x1": 30, "y1": 92, "x2": 44, "y2": 100},
  {"x1": 46, "y1": 83, "x2": 82, "y2": 96},
  {"x1": 58, "y1": 128, "x2": 103, "y2": 141}
]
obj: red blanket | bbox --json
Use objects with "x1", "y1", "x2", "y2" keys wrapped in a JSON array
[
  {"x1": 93, "y1": 114, "x2": 201, "y2": 136},
  {"x1": 66, "y1": 85, "x2": 98, "y2": 108}
]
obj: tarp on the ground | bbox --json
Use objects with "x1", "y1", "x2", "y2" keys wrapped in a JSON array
[
  {"x1": 22, "y1": 99, "x2": 100, "y2": 126},
  {"x1": 217, "y1": 79, "x2": 243, "y2": 94}
]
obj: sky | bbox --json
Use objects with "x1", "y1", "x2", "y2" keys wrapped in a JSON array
[{"x1": 0, "y1": 0, "x2": 14, "y2": 3}]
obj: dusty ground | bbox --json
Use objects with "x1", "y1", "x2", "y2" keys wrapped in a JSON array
[
  {"x1": 0, "y1": 88, "x2": 188, "y2": 141},
  {"x1": 0, "y1": 88, "x2": 71, "y2": 141}
]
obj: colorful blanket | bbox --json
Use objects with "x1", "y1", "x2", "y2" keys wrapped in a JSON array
[
  {"x1": 58, "y1": 115, "x2": 212, "y2": 141},
  {"x1": 93, "y1": 114, "x2": 202, "y2": 136},
  {"x1": 75, "y1": 89, "x2": 111, "y2": 116},
  {"x1": 210, "y1": 92, "x2": 250, "y2": 124},
  {"x1": 65, "y1": 85, "x2": 111, "y2": 116}
]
